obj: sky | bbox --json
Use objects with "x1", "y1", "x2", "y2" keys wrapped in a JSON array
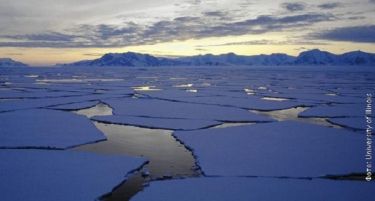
[{"x1": 0, "y1": 0, "x2": 374, "y2": 66}]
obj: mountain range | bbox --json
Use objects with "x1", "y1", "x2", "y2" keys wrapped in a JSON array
[
  {"x1": 0, "y1": 58, "x2": 28, "y2": 67},
  {"x1": 2, "y1": 49, "x2": 375, "y2": 67},
  {"x1": 61, "y1": 49, "x2": 375, "y2": 67}
]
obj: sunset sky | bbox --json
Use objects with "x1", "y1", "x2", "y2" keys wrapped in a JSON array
[{"x1": 0, "y1": 0, "x2": 374, "y2": 66}]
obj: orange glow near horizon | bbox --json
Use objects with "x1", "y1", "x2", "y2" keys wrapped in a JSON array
[{"x1": 1, "y1": 33, "x2": 375, "y2": 66}]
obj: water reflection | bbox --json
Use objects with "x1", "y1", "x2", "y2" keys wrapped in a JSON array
[
  {"x1": 72, "y1": 103, "x2": 200, "y2": 201},
  {"x1": 75, "y1": 122, "x2": 198, "y2": 178},
  {"x1": 325, "y1": 93, "x2": 337, "y2": 96},
  {"x1": 251, "y1": 107, "x2": 341, "y2": 128},
  {"x1": 186, "y1": 89, "x2": 198, "y2": 93},
  {"x1": 132, "y1": 86, "x2": 161, "y2": 91},
  {"x1": 74, "y1": 103, "x2": 113, "y2": 118},
  {"x1": 211, "y1": 122, "x2": 255, "y2": 129},
  {"x1": 261, "y1": 97, "x2": 290, "y2": 101},
  {"x1": 174, "y1": 84, "x2": 193, "y2": 88}
]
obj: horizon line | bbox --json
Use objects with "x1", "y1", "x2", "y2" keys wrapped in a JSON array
[{"x1": 2, "y1": 48, "x2": 375, "y2": 67}]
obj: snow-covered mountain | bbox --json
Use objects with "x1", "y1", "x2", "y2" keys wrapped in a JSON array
[
  {"x1": 339, "y1": 50, "x2": 375, "y2": 65},
  {"x1": 62, "y1": 49, "x2": 375, "y2": 67},
  {"x1": 175, "y1": 53, "x2": 295, "y2": 66},
  {"x1": 0, "y1": 58, "x2": 28, "y2": 67},
  {"x1": 62, "y1": 52, "x2": 183, "y2": 67},
  {"x1": 294, "y1": 49, "x2": 375, "y2": 65},
  {"x1": 294, "y1": 49, "x2": 339, "y2": 65}
]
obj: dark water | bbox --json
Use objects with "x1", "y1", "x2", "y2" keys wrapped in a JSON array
[
  {"x1": 71, "y1": 104, "x2": 200, "y2": 200},
  {"x1": 250, "y1": 107, "x2": 341, "y2": 129}
]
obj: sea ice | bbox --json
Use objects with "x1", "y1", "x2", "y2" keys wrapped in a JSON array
[
  {"x1": 103, "y1": 98, "x2": 273, "y2": 122},
  {"x1": 92, "y1": 115, "x2": 220, "y2": 130},
  {"x1": 328, "y1": 117, "x2": 365, "y2": 130},
  {"x1": 131, "y1": 177, "x2": 374, "y2": 201},
  {"x1": 48, "y1": 100, "x2": 100, "y2": 110},
  {"x1": 174, "y1": 121, "x2": 364, "y2": 177},
  {"x1": 0, "y1": 150, "x2": 146, "y2": 201},
  {"x1": 0, "y1": 109, "x2": 105, "y2": 149},
  {"x1": 299, "y1": 104, "x2": 371, "y2": 118}
]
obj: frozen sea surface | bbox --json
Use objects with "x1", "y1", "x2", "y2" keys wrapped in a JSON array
[
  {"x1": 131, "y1": 177, "x2": 375, "y2": 201},
  {"x1": 0, "y1": 150, "x2": 146, "y2": 201},
  {"x1": 0, "y1": 109, "x2": 105, "y2": 149},
  {"x1": 174, "y1": 121, "x2": 364, "y2": 177},
  {"x1": 1, "y1": 66, "x2": 374, "y2": 201},
  {"x1": 92, "y1": 114, "x2": 220, "y2": 130}
]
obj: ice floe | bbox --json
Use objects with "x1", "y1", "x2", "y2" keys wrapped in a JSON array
[
  {"x1": 0, "y1": 109, "x2": 105, "y2": 149},
  {"x1": 132, "y1": 177, "x2": 375, "y2": 201},
  {"x1": 92, "y1": 115, "x2": 220, "y2": 130},
  {"x1": 103, "y1": 98, "x2": 273, "y2": 122},
  {"x1": 0, "y1": 150, "x2": 145, "y2": 201},
  {"x1": 299, "y1": 104, "x2": 371, "y2": 118},
  {"x1": 174, "y1": 121, "x2": 364, "y2": 177},
  {"x1": 328, "y1": 117, "x2": 365, "y2": 130}
]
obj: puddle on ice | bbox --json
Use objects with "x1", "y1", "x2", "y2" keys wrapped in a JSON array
[
  {"x1": 258, "y1": 86, "x2": 267, "y2": 90},
  {"x1": 72, "y1": 103, "x2": 199, "y2": 201},
  {"x1": 131, "y1": 93, "x2": 148, "y2": 99},
  {"x1": 261, "y1": 97, "x2": 290, "y2": 101},
  {"x1": 35, "y1": 82, "x2": 49, "y2": 85},
  {"x1": 74, "y1": 103, "x2": 113, "y2": 118},
  {"x1": 74, "y1": 123, "x2": 199, "y2": 179},
  {"x1": 211, "y1": 122, "x2": 255, "y2": 129},
  {"x1": 251, "y1": 107, "x2": 341, "y2": 128},
  {"x1": 132, "y1": 86, "x2": 161, "y2": 91},
  {"x1": 169, "y1": 77, "x2": 187, "y2": 80},
  {"x1": 244, "y1": 88, "x2": 255, "y2": 95},
  {"x1": 174, "y1": 84, "x2": 193, "y2": 88},
  {"x1": 24, "y1": 74, "x2": 39, "y2": 78},
  {"x1": 186, "y1": 89, "x2": 198, "y2": 93}
]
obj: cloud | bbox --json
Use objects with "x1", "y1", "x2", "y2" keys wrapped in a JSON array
[
  {"x1": 209, "y1": 40, "x2": 273, "y2": 46},
  {"x1": 82, "y1": 53, "x2": 103, "y2": 57},
  {"x1": 0, "y1": 13, "x2": 333, "y2": 48},
  {"x1": 281, "y1": 2, "x2": 306, "y2": 12},
  {"x1": 3, "y1": 32, "x2": 76, "y2": 42},
  {"x1": 312, "y1": 25, "x2": 375, "y2": 43},
  {"x1": 202, "y1": 11, "x2": 226, "y2": 17},
  {"x1": 204, "y1": 39, "x2": 328, "y2": 46},
  {"x1": 4, "y1": 52, "x2": 24, "y2": 56},
  {"x1": 317, "y1": 3, "x2": 341, "y2": 9},
  {"x1": 195, "y1": 48, "x2": 208, "y2": 51}
]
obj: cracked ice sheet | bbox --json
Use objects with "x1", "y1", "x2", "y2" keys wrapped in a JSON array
[
  {"x1": 0, "y1": 150, "x2": 146, "y2": 201},
  {"x1": 92, "y1": 115, "x2": 220, "y2": 130},
  {"x1": 0, "y1": 90, "x2": 90, "y2": 99},
  {"x1": 48, "y1": 100, "x2": 100, "y2": 110},
  {"x1": 261, "y1": 92, "x2": 364, "y2": 104},
  {"x1": 0, "y1": 93, "x2": 123, "y2": 112},
  {"x1": 139, "y1": 89, "x2": 203, "y2": 99},
  {"x1": 156, "y1": 95, "x2": 305, "y2": 110},
  {"x1": 329, "y1": 117, "x2": 365, "y2": 130},
  {"x1": 104, "y1": 98, "x2": 272, "y2": 122},
  {"x1": 131, "y1": 177, "x2": 374, "y2": 201},
  {"x1": 0, "y1": 109, "x2": 105, "y2": 149},
  {"x1": 174, "y1": 121, "x2": 363, "y2": 177},
  {"x1": 299, "y1": 104, "x2": 374, "y2": 118}
]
